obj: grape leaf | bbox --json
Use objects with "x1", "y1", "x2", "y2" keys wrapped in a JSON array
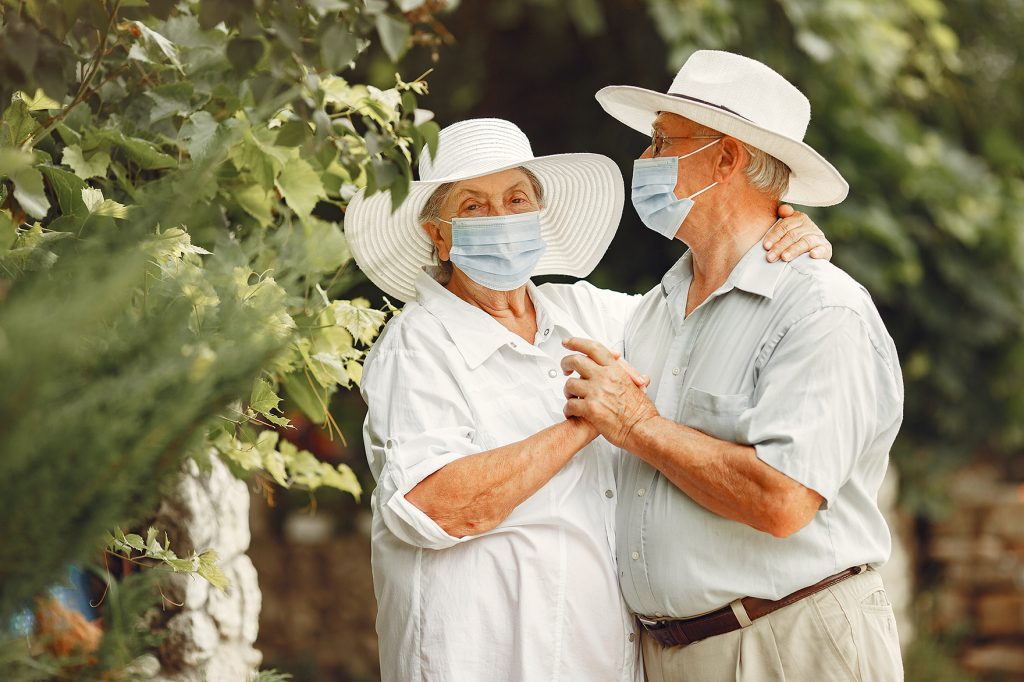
[
  {"x1": 0, "y1": 148, "x2": 34, "y2": 179},
  {"x1": 275, "y1": 155, "x2": 326, "y2": 219},
  {"x1": 38, "y1": 165, "x2": 87, "y2": 215},
  {"x1": 375, "y1": 13, "x2": 411, "y2": 63},
  {"x1": 1, "y1": 99, "x2": 39, "y2": 147},
  {"x1": 82, "y1": 188, "x2": 129, "y2": 218},
  {"x1": 180, "y1": 111, "x2": 220, "y2": 162},
  {"x1": 331, "y1": 298, "x2": 387, "y2": 345},
  {"x1": 92, "y1": 130, "x2": 176, "y2": 170},
  {"x1": 131, "y1": 20, "x2": 184, "y2": 72},
  {"x1": 197, "y1": 550, "x2": 229, "y2": 591},
  {"x1": 250, "y1": 377, "x2": 282, "y2": 416},
  {"x1": 11, "y1": 167, "x2": 50, "y2": 219},
  {"x1": 62, "y1": 144, "x2": 111, "y2": 179},
  {"x1": 18, "y1": 89, "x2": 61, "y2": 111}
]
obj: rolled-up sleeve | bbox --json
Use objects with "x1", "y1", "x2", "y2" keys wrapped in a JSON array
[
  {"x1": 361, "y1": 344, "x2": 483, "y2": 550},
  {"x1": 738, "y1": 306, "x2": 903, "y2": 505}
]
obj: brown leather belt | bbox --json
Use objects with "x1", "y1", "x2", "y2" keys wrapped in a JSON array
[{"x1": 638, "y1": 566, "x2": 864, "y2": 648}]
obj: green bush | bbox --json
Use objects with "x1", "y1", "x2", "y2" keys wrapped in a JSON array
[{"x1": 0, "y1": 0, "x2": 444, "y2": 629}]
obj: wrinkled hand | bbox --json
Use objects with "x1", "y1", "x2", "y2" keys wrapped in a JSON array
[
  {"x1": 560, "y1": 337, "x2": 660, "y2": 449},
  {"x1": 763, "y1": 204, "x2": 832, "y2": 263}
]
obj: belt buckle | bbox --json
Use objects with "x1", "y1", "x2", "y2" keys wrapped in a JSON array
[{"x1": 637, "y1": 615, "x2": 666, "y2": 631}]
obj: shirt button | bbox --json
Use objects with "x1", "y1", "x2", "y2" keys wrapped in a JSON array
[
  {"x1": 655, "y1": 612, "x2": 664, "y2": 618},
  {"x1": 548, "y1": 369, "x2": 558, "y2": 378},
  {"x1": 671, "y1": 367, "x2": 681, "y2": 376},
  {"x1": 510, "y1": 341, "x2": 518, "y2": 349},
  {"x1": 605, "y1": 489, "x2": 614, "y2": 498},
  {"x1": 637, "y1": 488, "x2": 645, "y2": 497},
  {"x1": 628, "y1": 633, "x2": 636, "y2": 642},
  {"x1": 631, "y1": 551, "x2": 640, "y2": 561},
  {"x1": 543, "y1": 328, "x2": 550, "y2": 336}
]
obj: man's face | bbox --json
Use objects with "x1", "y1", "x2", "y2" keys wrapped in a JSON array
[{"x1": 644, "y1": 113, "x2": 720, "y2": 202}]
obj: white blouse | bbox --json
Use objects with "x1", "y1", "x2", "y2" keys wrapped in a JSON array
[{"x1": 360, "y1": 271, "x2": 642, "y2": 682}]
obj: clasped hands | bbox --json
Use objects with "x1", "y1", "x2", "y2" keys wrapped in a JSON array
[{"x1": 560, "y1": 338, "x2": 660, "y2": 448}]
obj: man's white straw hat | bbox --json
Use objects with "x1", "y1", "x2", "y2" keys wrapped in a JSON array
[
  {"x1": 596, "y1": 50, "x2": 848, "y2": 207},
  {"x1": 345, "y1": 118, "x2": 624, "y2": 302}
]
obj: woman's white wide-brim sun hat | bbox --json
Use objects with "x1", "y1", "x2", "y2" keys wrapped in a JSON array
[
  {"x1": 596, "y1": 50, "x2": 849, "y2": 207},
  {"x1": 345, "y1": 118, "x2": 624, "y2": 302}
]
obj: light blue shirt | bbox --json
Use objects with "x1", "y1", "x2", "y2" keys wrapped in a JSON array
[{"x1": 618, "y1": 243, "x2": 904, "y2": 618}]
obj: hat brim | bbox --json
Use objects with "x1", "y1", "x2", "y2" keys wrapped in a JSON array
[
  {"x1": 345, "y1": 153, "x2": 624, "y2": 302},
  {"x1": 595, "y1": 85, "x2": 849, "y2": 207}
]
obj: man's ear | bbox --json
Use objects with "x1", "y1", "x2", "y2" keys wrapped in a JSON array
[
  {"x1": 715, "y1": 137, "x2": 747, "y2": 184},
  {"x1": 420, "y1": 221, "x2": 450, "y2": 261}
]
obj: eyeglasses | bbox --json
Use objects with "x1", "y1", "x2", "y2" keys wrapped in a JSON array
[{"x1": 650, "y1": 131, "x2": 722, "y2": 158}]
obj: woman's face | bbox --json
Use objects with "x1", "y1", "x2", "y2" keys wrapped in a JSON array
[{"x1": 425, "y1": 168, "x2": 541, "y2": 261}]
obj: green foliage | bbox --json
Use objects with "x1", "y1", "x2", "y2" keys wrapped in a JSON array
[
  {"x1": 106, "y1": 526, "x2": 228, "y2": 590},
  {"x1": 0, "y1": 0, "x2": 449, "y2": 627},
  {"x1": 0, "y1": 234, "x2": 282, "y2": 621}
]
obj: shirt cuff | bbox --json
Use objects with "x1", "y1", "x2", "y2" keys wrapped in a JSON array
[
  {"x1": 754, "y1": 441, "x2": 838, "y2": 510},
  {"x1": 377, "y1": 430, "x2": 483, "y2": 550}
]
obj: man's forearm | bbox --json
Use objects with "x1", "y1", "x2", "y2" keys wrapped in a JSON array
[
  {"x1": 405, "y1": 418, "x2": 595, "y2": 538},
  {"x1": 625, "y1": 416, "x2": 821, "y2": 537}
]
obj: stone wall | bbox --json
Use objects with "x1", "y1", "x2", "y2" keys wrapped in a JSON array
[
  {"x1": 928, "y1": 466, "x2": 1024, "y2": 678},
  {"x1": 151, "y1": 457, "x2": 263, "y2": 682}
]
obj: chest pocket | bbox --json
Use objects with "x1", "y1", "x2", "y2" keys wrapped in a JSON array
[{"x1": 681, "y1": 387, "x2": 751, "y2": 442}]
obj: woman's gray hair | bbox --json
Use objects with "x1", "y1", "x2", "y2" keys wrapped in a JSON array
[
  {"x1": 418, "y1": 166, "x2": 546, "y2": 281},
  {"x1": 417, "y1": 166, "x2": 546, "y2": 224}
]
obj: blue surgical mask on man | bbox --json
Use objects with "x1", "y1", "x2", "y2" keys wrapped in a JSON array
[
  {"x1": 441, "y1": 211, "x2": 547, "y2": 291},
  {"x1": 631, "y1": 138, "x2": 721, "y2": 239}
]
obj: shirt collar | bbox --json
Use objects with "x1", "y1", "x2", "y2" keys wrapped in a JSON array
[
  {"x1": 660, "y1": 250, "x2": 695, "y2": 297},
  {"x1": 414, "y1": 270, "x2": 583, "y2": 370},
  {"x1": 727, "y1": 241, "x2": 786, "y2": 299},
  {"x1": 660, "y1": 241, "x2": 784, "y2": 300},
  {"x1": 528, "y1": 282, "x2": 589, "y2": 341}
]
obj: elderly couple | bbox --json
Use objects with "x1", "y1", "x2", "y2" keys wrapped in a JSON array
[{"x1": 348, "y1": 51, "x2": 904, "y2": 681}]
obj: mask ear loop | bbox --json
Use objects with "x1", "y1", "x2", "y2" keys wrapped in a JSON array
[
  {"x1": 680, "y1": 137, "x2": 724, "y2": 200},
  {"x1": 687, "y1": 181, "x2": 718, "y2": 200},
  {"x1": 678, "y1": 136, "x2": 722, "y2": 159}
]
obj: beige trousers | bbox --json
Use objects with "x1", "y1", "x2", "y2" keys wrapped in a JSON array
[{"x1": 641, "y1": 568, "x2": 903, "y2": 681}]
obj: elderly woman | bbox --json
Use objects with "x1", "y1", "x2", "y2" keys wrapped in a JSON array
[{"x1": 345, "y1": 118, "x2": 830, "y2": 681}]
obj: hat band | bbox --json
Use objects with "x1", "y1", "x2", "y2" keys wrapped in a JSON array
[{"x1": 668, "y1": 92, "x2": 752, "y2": 122}]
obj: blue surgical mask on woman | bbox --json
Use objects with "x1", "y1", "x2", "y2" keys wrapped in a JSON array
[
  {"x1": 441, "y1": 211, "x2": 546, "y2": 291},
  {"x1": 631, "y1": 138, "x2": 721, "y2": 239}
]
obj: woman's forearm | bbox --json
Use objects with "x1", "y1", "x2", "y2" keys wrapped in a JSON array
[{"x1": 405, "y1": 418, "x2": 596, "y2": 537}]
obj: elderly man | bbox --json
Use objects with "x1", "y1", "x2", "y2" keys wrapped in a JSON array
[{"x1": 561, "y1": 51, "x2": 905, "y2": 681}]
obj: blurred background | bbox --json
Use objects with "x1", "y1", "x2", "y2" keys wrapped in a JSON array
[{"x1": 252, "y1": 1, "x2": 1024, "y2": 680}]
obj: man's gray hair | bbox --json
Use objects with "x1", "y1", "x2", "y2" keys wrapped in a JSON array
[
  {"x1": 742, "y1": 145, "x2": 792, "y2": 202},
  {"x1": 692, "y1": 124, "x2": 791, "y2": 201},
  {"x1": 418, "y1": 166, "x2": 546, "y2": 281}
]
